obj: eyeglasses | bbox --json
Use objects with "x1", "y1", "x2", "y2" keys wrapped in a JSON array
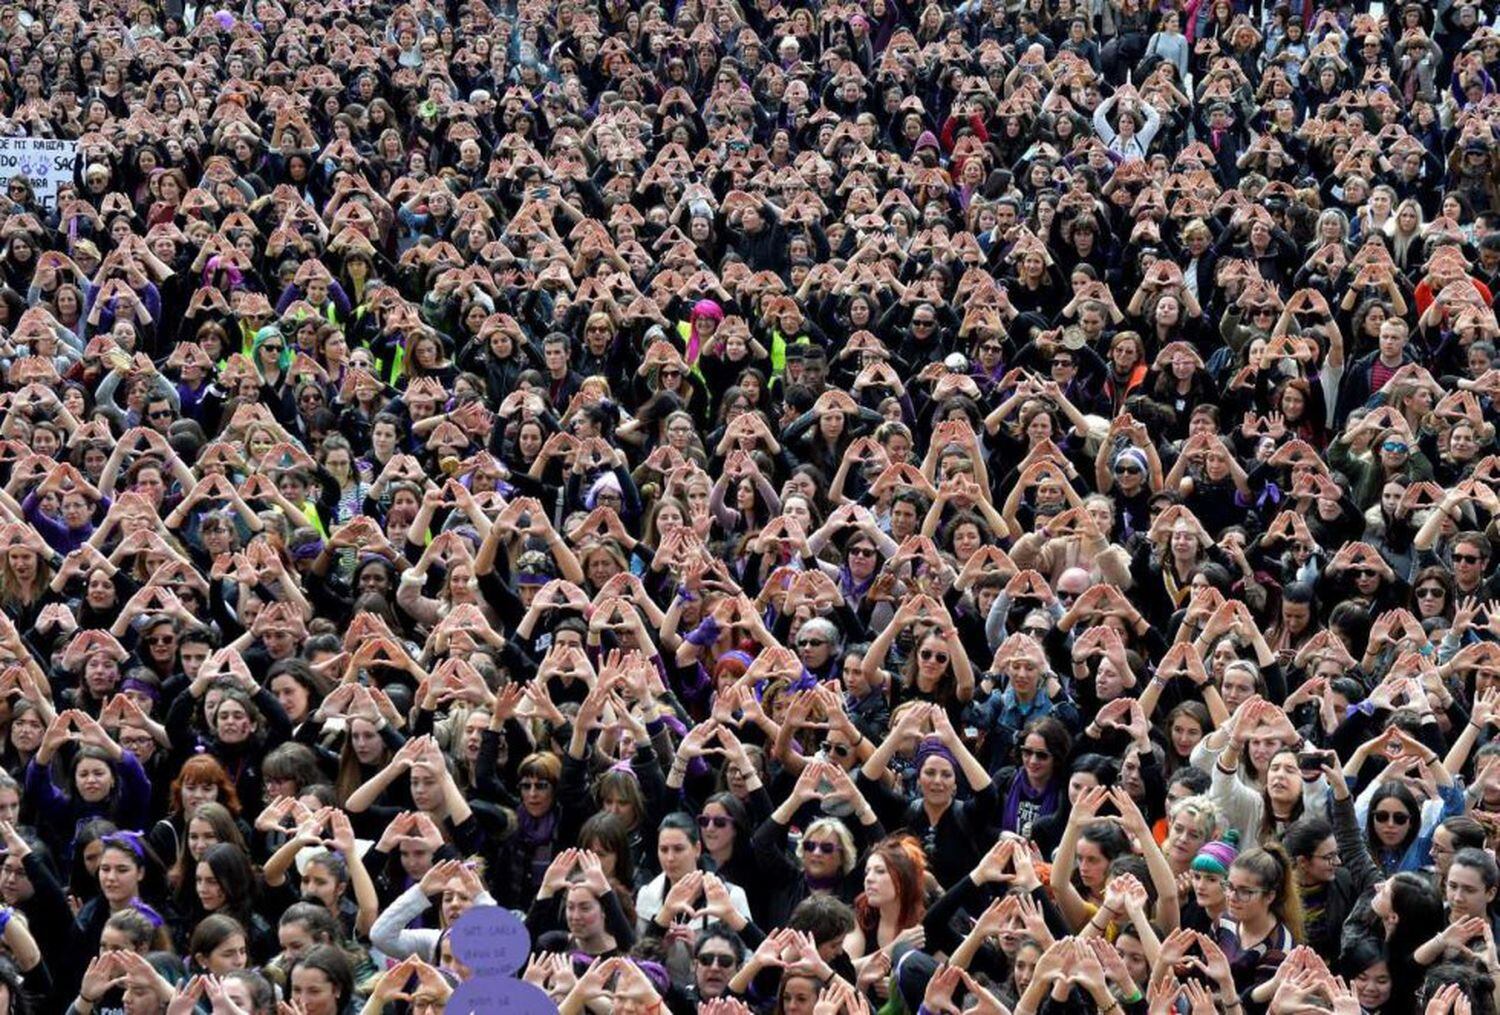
[
  {"x1": 1225, "y1": 883, "x2": 1268, "y2": 900},
  {"x1": 919, "y1": 649, "x2": 949, "y2": 663},
  {"x1": 1416, "y1": 587, "x2": 1446, "y2": 599},
  {"x1": 519, "y1": 779, "x2": 552, "y2": 792},
  {"x1": 660, "y1": 368, "x2": 682, "y2": 378},
  {"x1": 148, "y1": 409, "x2": 174, "y2": 418},
  {"x1": 697, "y1": 815, "x2": 733, "y2": 829},
  {"x1": 697, "y1": 953, "x2": 737, "y2": 969},
  {"x1": 263, "y1": 344, "x2": 284, "y2": 353},
  {"x1": 1453, "y1": 552, "x2": 1485, "y2": 564},
  {"x1": 1057, "y1": 590, "x2": 1080, "y2": 602},
  {"x1": 801, "y1": 840, "x2": 839, "y2": 854},
  {"x1": 797, "y1": 638, "x2": 827, "y2": 648},
  {"x1": 912, "y1": 319, "x2": 935, "y2": 328},
  {"x1": 1313, "y1": 851, "x2": 1342, "y2": 864},
  {"x1": 1023, "y1": 626, "x2": 1050, "y2": 638},
  {"x1": 1381, "y1": 441, "x2": 1409, "y2": 454},
  {"x1": 1051, "y1": 357, "x2": 1075, "y2": 367},
  {"x1": 981, "y1": 344, "x2": 1003, "y2": 353},
  {"x1": 1353, "y1": 568, "x2": 1378, "y2": 578},
  {"x1": 1115, "y1": 465, "x2": 1141, "y2": 475},
  {"x1": 1020, "y1": 747, "x2": 1052, "y2": 760},
  {"x1": 848, "y1": 546, "x2": 877, "y2": 558},
  {"x1": 145, "y1": 635, "x2": 176, "y2": 646},
  {"x1": 820, "y1": 741, "x2": 851, "y2": 758},
  {"x1": 1373, "y1": 809, "x2": 1411, "y2": 826}
]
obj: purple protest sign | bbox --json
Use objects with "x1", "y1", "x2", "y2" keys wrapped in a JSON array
[
  {"x1": 448, "y1": 906, "x2": 530, "y2": 977},
  {"x1": 445, "y1": 976, "x2": 555, "y2": 1015}
]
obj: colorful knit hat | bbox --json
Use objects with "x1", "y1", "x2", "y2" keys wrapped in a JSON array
[{"x1": 1191, "y1": 830, "x2": 1240, "y2": 876}]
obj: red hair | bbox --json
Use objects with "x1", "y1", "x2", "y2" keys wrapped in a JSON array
[
  {"x1": 169, "y1": 755, "x2": 242, "y2": 817},
  {"x1": 854, "y1": 835, "x2": 927, "y2": 935}
]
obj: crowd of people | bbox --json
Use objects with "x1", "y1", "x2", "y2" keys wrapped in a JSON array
[{"x1": 1, "y1": 0, "x2": 1500, "y2": 1010}]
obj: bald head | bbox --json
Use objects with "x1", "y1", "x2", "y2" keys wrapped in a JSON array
[{"x1": 1057, "y1": 568, "x2": 1091, "y2": 599}]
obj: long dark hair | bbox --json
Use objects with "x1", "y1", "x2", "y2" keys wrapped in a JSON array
[{"x1": 1365, "y1": 781, "x2": 1422, "y2": 858}]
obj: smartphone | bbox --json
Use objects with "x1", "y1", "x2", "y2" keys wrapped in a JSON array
[{"x1": 1297, "y1": 750, "x2": 1333, "y2": 774}]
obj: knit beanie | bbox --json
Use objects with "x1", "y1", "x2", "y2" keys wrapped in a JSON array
[{"x1": 1191, "y1": 830, "x2": 1240, "y2": 876}]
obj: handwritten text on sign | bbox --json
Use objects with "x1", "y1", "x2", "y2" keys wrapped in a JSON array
[{"x1": 0, "y1": 138, "x2": 77, "y2": 211}]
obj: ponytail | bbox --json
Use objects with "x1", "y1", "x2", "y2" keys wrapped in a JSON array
[{"x1": 1232, "y1": 842, "x2": 1304, "y2": 944}]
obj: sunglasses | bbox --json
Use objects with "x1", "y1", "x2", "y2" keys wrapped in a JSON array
[
  {"x1": 519, "y1": 779, "x2": 552, "y2": 792},
  {"x1": 1354, "y1": 568, "x2": 1378, "y2": 578},
  {"x1": 1373, "y1": 810, "x2": 1410, "y2": 826},
  {"x1": 1021, "y1": 747, "x2": 1052, "y2": 760},
  {"x1": 912, "y1": 319, "x2": 935, "y2": 328},
  {"x1": 263, "y1": 344, "x2": 284, "y2": 352},
  {"x1": 145, "y1": 635, "x2": 176, "y2": 646},
  {"x1": 697, "y1": 815, "x2": 733, "y2": 829},
  {"x1": 1453, "y1": 552, "x2": 1485, "y2": 564},
  {"x1": 801, "y1": 840, "x2": 839, "y2": 854},
  {"x1": 1381, "y1": 441, "x2": 1409, "y2": 454},
  {"x1": 697, "y1": 953, "x2": 737, "y2": 969},
  {"x1": 1415, "y1": 587, "x2": 1445, "y2": 599},
  {"x1": 919, "y1": 649, "x2": 949, "y2": 663},
  {"x1": 148, "y1": 409, "x2": 174, "y2": 418},
  {"x1": 660, "y1": 369, "x2": 682, "y2": 378},
  {"x1": 820, "y1": 741, "x2": 851, "y2": 758},
  {"x1": 848, "y1": 546, "x2": 877, "y2": 558},
  {"x1": 797, "y1": 638, "x2": 827, "y2": 648},
  {"x1": 1115, "y1": 465, "x2": 1142, "y2": 475}
]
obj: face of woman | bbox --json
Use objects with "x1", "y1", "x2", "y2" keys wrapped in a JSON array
[
  {"x1": 181, "y1": 779, "x2": 219, "y2": 817},
  {"x1": 1354, "y1": 961, "x2": 1393, "y2": 1010},
  {"x1": 1076, "y1": 839, "x2": 1109, "y2": 890},
  {"x1": 348, "y1": 718, "x2": 385, "y2": 765},
  {"x1": 301, "y1": 862, "x2": 342, "y2": 909},
  {"x1": 1224, "y1": 866, "x2": 1272, "y2": 923},
  {"x1": 97, "y1": 846, "x2": 141, "y2": 905},
  {"x1": 780, "y1": 975, "x2": 820, "y2": 1015},
  {"x1": 1170, "y1": 716, "x2": 1204, "y2": 759},
  {"x1": 520, "y1": 770, "x2": 554, "y2": 818},
  {"x1": 1191, "y1": 870, "x2": 1226, "y2": 909},
  {"x1": 1264, "y1": 751, "x2": 1301, "y2": 804},
  {"x1": 658, "y1": 828, "x2": 700, "y2": 881},
  {"x1": 291, "y1": 966, "x2": 341, "y2": 1015},
  {"x1": 782, "y1": 496, "x2": 813, "y2": 530},
  {"x1": 1372, "y1": 798, "x2": 1412, "y2": 848},
  {"x1": 911, "y1": 634, "x2": 950, "y2": 693},
  {"x1": 410, "y1": 766, "x2": 444, "y2": 812},
  {"x1": 699, "y1": 802, "x2": 736, "y2": 853},
  {"x1": 270, "y1": 675, "x2": 310, "y2": 723},
  {"x1": 1165, "y1": 813, "x2": 1208, "y2": 869},
  {"x1": 76, "y1": 757, "x2": 114, "y2": 802},
  {"x1": 1446, "y1": 863, "x2": 1497, "y2": 919},
  {"x1": 565, "y1": 884, "x2": 604, "y2": 937},
  {"x1": 187, "y1": 817, "x2": 220, "y2": 861},
  {"x1": 918, "y1": 755, "x2": 957, "y2": 808},
  {"x1": 215, "y1": 700, "x2": 252, "y2": 744},
  {"x1": 863, "y1": 855, "x2": 896, "y2": 906},
  {"x1": 196, "y1": 859, "x2": 227, "y2": 911},
  {"x1": 10, "y1": 712, "x2": 42, "y2": 752},
  {"x1": 1220, "y1": 668, "x2": 1256, "y2": 712}
]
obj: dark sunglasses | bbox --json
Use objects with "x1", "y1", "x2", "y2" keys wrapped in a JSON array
[
  {"x1": 919, "y1": 649, "x2": 949, "y2": 663},
  {"x1": 820, "y1": 741, "x2": 851, "y2": 758},
  {"x1": 1415, "y1": 587, "x2": 1445, "y2": 599},
  {"x1": 697, "y1": 953, "x2": 737, "y2": 969},
  {"x1": 1021, "y1": 747, "x2": 1052, "y2": 760},
  {"x1": 148, "y1": 408, "x2": 174, "y2": 419},
  {"x1": 1453, "y1": 552, "x2": 1485, "y2": 564},
  {"x1": 697, "y1": 814, "x2": 733, "y2": 829},
  {"x1": 801, "y1": 840, "x2": 839, "y2": 854},
  {"x1": 1373, "y1": 810, "x2": 1410, "y2": 826},
  {"x1": 519, "y1": 779, "x2": 553, "y2": 792}
]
